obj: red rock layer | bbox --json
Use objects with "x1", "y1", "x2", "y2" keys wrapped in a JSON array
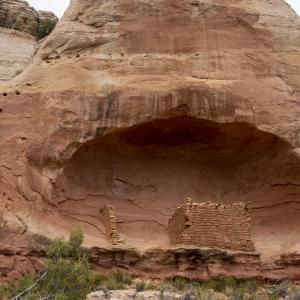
[{"x1": 0, "y1": 0, "x2": 299, "y2": 280}]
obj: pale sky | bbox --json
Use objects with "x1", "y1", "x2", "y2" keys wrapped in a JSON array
[
  {"x1": 27, "y1": 0, "x2": 300, "y2": 18},
  {"x1": 286, "y1": 0, "x2": 300, "y2": 15},
  {"x1": 27, "y1": 0, "x2": 70, "y2": 18}
]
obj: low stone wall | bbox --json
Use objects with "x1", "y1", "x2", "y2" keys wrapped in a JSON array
[
  {"x1": 100, "y1": 205, "x2": 122, "y2": 246},
  {"x1": 168, "y1": 200, "x2": 255, "y2": 252}
]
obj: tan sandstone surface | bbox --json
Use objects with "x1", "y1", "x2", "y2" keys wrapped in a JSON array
[
  {"x1": 0, "y1": 0, "x2": 38, "y2": 33},
  {"x1": 0, "y1": 0, "x2": 300, "y2": 281},
  {"x1": 0, "y1": 28, "x2": 35, "y2": 83},
  {"x1": 0, "y1": 0, "x2": 58, "y2": 83}
]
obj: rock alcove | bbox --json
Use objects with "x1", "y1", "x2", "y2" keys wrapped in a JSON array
[{"x1": 51, "y1": 117, "x2": 300, "y2": 253}]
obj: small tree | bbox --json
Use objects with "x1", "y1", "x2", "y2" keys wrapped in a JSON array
[
  {"x1": 31, "y1": 18, "x2": 57, "y2": 40},
  {"x1": 69, "y1": 226, "x2": 84, "y2": 258},
  {"x1": 40, "y1": 227, "x2": 90, "y2": 299},
  {"x1": 0, "y1": 227, "x2": 135, "y2": 299},
  {"x1": 9, "y1": 227, "x2": 92, "y2": 300}
]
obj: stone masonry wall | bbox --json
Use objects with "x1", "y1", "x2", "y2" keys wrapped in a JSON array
[
  {"x1": 100, "y1": 205, "x2": 123, "y2": 246},
  {"x1": 168, "y1": 206, "x2": 186, "y2": 245},
  {"x1": 168, "y1": 201, "x2": 255, "y2": 252}
]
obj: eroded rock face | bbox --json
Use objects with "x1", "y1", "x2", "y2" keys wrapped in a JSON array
[
  {"x1": 0, "y1": 28, "x2": 35, "y2": 82},
  {"x1": 0, "y1": 1, "x2": 58, "y2": 33},
  {"x1": 0, "y1": 0, "x2": 300, "y2": 280},
  {"x1": 0, "y1": 0, "x2": 37, "y2": 82},
  {"x1": 0, "y1": 0, "x2": 38, "y2": 33},
  {"x1": 0, "y1": 0, "x2": 58, "y2": 83},
  {"x1": 37, "y1": 10, "x2": 58, "y2": 24}
]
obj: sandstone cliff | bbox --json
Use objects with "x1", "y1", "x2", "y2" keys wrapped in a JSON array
[
  {"x1": 37, "y1": 10, "x2": 58, "y2": 24},
  {"x1": 0, "y1": 0, "x2": 300, "y2": 281},
  {"x1": 0, "y1": 0, "x2": 38, "y2": 33},
  {"x1": 0, "y1": 0, "x2": 58, "y2": 83},
  {"x1": 0, "y1": 28, "x2": 35, "y2": 82}
]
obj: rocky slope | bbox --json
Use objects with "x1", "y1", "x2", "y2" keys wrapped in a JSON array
[
  {"x1": 0, "y1": 0, "x2": 300, "y2": 281},
  {"x1": 0, "y1": 0, "x2": 57, "y2": 83}
]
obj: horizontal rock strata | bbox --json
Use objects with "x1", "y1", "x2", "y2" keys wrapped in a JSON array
[
  {"x1": 0, "y1": 0, "x2": 38, "y2": 33},
  {"x1": 0, "y1": 0, "x2": 299, "y2": 281}
]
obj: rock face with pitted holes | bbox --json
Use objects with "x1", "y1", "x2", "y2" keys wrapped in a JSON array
[{"x1": 0, "y1": 0, "x2": 300, "y2": 281}]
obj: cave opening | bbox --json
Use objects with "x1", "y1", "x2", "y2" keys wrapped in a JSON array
[{"x1": 52, "y1": 117, "x2": 300, "y2": 253}]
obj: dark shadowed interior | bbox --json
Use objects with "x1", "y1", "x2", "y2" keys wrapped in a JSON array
[{"x1": 52, "y1": 117, "x2": 300, "y2": 254}]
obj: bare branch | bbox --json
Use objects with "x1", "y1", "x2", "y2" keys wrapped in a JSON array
[{"x1": 11, "y1": 272, "x2": 47, "y2": 300}]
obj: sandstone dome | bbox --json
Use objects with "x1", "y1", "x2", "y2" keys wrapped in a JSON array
[{"x1": 0, "y1": 0, "x2": 300, "y2": 280}]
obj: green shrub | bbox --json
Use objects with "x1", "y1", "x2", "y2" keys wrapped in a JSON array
[
  {"x1": 271, "y1": 280, "x2": 292, "y2": 299},
  {"x1": 69, "y1": 226, "x2": 84, "y2": 258},
  {"x1": 40, "y1": 256, "x2": 91, "y2": 299},
  {"x1": 31, "y1": 18, "x2": 57, "y2": 40},
  {"x1": 0, "y1": 284, "x2": 8, "y2": 300},
  {"x1": 196, "y1": 288, "x2": 221, "y2": 300},
  {"x1": 171, "y1": 277, "x2": 188, "y2": 290},
  {"x1": 200, "y1": 277, "x2": 237, "y2": 293},
  {"x1": 0, "y1": 232, "x2": 137, "y2": 299},
  {"x1": 238, "y1": 279, "x2": 259, "y2": 294},
  {"x1": 102, "y1": 271, "x2": 133, "y2": 290},
  {"x1": 89, "y1": 272, "x2": 108, "y2": 289},
  {"x1": 4, "y1": 227, "x2": 94, "y2": 300},
  {"x1": 287, "y1": 288, "x2": 300, "y2": 300},
  {"x1": 146, "y1": 281, "x2": 158, "y2": 290},
  {"x1": 0, "y1": 273, "x2": 36, "y2": 299},
  {"x1": 119, "y1": 272, "x2": 133, "y2": 286},
  {"x1": 136, "y1": 281, "x2": 146, "y2": 292},
  {"x1": 159, "y1": 288, "x2": 165, "y2": 300},
  {"x1": 40, "y1": 228, "x2": 91, "y2": 299},
  {"x1": 46, "y1": 237, "x2": 69, "y2": 260}
]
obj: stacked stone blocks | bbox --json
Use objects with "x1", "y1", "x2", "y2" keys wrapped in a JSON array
[
  {"x1": 168, "y1": 200, "x2": 255, "y2": 252},
  {"x1": 100, "y1": 205, "x2": 123, "y2": 246}
]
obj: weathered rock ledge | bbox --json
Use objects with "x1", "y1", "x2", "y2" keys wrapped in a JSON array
[
  {"x1": 2, "y1": 244, "x2": 300, "y2": 282},
  {"x1": 0, "y1": 0, "x2": 299, "y2": 282}
]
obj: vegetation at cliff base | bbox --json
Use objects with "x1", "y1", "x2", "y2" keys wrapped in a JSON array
[
  {"x1": 1, "y1": 229, "x2": 300, "y2": 299},
  {"x1": 31, "y1": 19, "x2": 57, "y2": 40},
  {"x1": 0, "y1": 227, "x2": 93, "y2": 300}
]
